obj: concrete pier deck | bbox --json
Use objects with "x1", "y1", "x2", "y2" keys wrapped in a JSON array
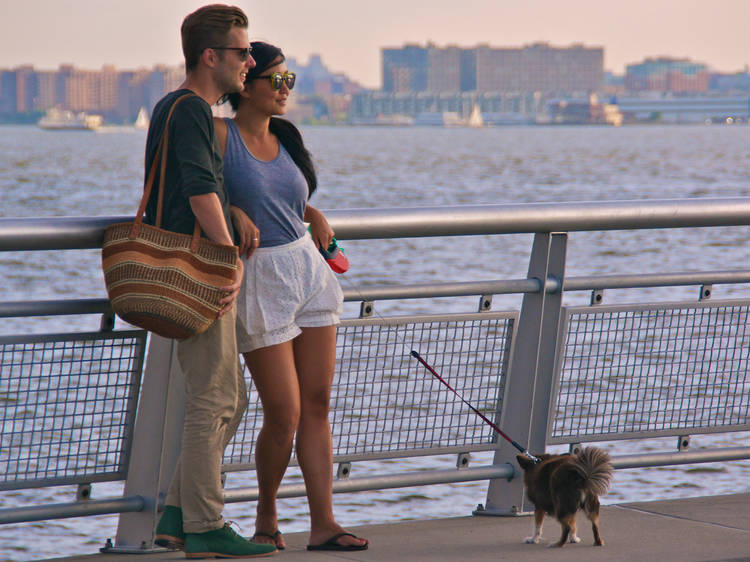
[{"x1": 43, "y1": 493, "x2": 750, "y2": 562}]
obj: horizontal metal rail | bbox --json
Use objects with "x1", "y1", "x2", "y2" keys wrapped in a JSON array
[
  {"x1": 3, "y1": 269, "x2": 750, "y2": 319},
  {"x1": 224, "y1": 464, "x2": 516, "y2": 503},
  {"x1": 564, "y1": 270, "x2": 750, "y2": 291},
  {"x1": 227, "y1": 446, "x2": 750, "y2": 502},
  {"x1": 2, "y1": 447, "x2": 749, "y2": 524},
  {"x1": 0, "y1": 298, "x2": 111, "y2": 318},
  {"x1": 0, "y1": 496, "x2": 144, "y2": 525},
  {"x1": 325, "y1": 198, "x2": 750, "y2": 238},
  {"x1": 4, "y1": 198, "x2": 750, "y2": 251},
  {"x1": 611, "y1": 446, "x2": 750, "y2": 469},
  {"x1": 341, "y1": 279, "x2": 540, "y2": 301},
  {"x1": 0, "y1": 216, "x2": 121, "y2": 251}
]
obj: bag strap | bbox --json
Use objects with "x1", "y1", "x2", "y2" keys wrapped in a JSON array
[{"x1": 130, "y1": 92, "x2": 196, "y2": 238}]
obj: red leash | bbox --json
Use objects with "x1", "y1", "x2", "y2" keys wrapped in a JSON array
[{"x1": 410, "y1": 350, "x2": 540, "y2": 464}]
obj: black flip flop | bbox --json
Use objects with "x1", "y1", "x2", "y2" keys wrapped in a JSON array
[
  {"x1": 307, "y1": 532, "x2": 369, "y2": 551},
  {"x1": 252, "y1": 529, "x2": 285, "y2": 550}
]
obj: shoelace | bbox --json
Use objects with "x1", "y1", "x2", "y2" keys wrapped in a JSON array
[{"x1": 224, "y1": 520, "x2": 244, "y2": 538}]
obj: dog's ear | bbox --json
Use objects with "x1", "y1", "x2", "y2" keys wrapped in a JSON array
[{"x1": 516, "y1": 454, "x2": 535, "y2": 470}]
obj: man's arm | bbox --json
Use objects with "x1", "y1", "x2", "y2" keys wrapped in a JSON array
[
  {"x1": 190, "y1": 192, "x2": 243, "y2": 315},
  {"x1": 189, "y1": 192, "x2": 234, "y2": 246}
]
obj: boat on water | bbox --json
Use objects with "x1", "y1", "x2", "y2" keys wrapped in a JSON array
[
  {"x1": 133, "y1": 107, "x2": 149, "y2": 130},
  {"x1": 414, "y1": 108, "x2": 484, "y2": 127},
  {"x1": 38, "y1": 108, "x2": 103, "y2": 131},
  {"x1": 467, "y1": 104, "x2": 484, "y2": 128}
]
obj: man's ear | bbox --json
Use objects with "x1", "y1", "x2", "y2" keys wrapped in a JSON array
[{"x1": 202, "y1": 47, "x2": 219, "y2": 68}]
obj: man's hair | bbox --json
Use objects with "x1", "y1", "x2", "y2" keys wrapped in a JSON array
[{"x1": 181, "y1": 4, "x2": 248, "y2": 71}]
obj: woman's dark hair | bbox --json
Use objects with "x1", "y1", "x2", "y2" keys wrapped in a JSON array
[
  {"x1": 270, "y1": 117, "x2": 317, "y2": 197},
  {"x1": 226, "y1": 41, "x2": 317, "y2": 197}
]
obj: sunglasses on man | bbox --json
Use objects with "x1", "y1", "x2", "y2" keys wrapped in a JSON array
[
  {"x1": 210, "y1": 46, "x2": 253, "y2": 61},
  {"x1": 248, "y1": 71, "x2": 296, "y2": 91}
]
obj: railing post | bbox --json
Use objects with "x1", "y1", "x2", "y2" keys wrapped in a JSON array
[
  {"x1": 110, "y1": 335, "x2": 185, "y2": 552},
  {"x1": 478, "y1": 232, "x2": 567, "y2": 516}
]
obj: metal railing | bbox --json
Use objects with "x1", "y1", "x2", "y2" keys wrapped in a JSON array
[{"x1": 2, "y1": 198, "x2": 750, "y2": 550}]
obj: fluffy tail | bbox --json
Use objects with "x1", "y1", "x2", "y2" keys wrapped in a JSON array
[{"x1": 572, "y1": 447, "x2": 613, "y2": 496}]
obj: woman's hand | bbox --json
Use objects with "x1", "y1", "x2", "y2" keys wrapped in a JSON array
[
  {"x1": 230, "y1": 205, "x2": 260, "y2": 258},
  {"x1": 306, "y1": 205, "x2": 334, "y2": 250}
]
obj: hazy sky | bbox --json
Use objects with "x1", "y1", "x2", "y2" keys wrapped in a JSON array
[{"x1": 1, "y1": 0, "x2": 749, "y2": 88}]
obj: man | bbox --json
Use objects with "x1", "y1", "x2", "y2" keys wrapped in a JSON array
[{"x1": 145, "y1": 5, "x2": 276, "y2": 559}]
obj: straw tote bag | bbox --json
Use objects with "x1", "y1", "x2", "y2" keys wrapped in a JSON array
[{"x1": 101, "y1": 93, "x2": 239, "y2": 340}]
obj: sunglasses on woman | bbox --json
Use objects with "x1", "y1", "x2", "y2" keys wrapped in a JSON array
[{"x1": 248, "y1": 71, "x2": 296, "y2": 91}]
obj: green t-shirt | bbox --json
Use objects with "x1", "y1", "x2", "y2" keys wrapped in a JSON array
[{"x1": 143, "y1": 89, "x2": 234, "y2": 241}]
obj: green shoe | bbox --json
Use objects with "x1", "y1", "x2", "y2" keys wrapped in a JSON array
[
  {"x1": 185, "y1": 523, "x2": 277, "y2": 559},
  {"x1": 155, "y1": 505, "x2": 185, "y2": 549}
]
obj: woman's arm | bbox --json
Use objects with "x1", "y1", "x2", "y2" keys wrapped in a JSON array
[
  {"x1": 305, "y1": 205, "x2": 334, "y2": 250},
  {"x1": 230, "y1": 205, "x2": 260, "y2": 258}
]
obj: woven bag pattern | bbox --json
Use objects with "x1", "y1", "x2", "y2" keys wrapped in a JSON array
[{"x1": 102, "y1": 223, "x2": 238, "y2": 339}]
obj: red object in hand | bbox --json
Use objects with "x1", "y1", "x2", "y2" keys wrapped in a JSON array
[{"x1": 319, "y1": 239, "x2": 349, "y2": 273}]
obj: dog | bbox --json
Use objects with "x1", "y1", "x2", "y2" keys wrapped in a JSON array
[{"x1": 516, "y1": 447, "x2": 613, "y2": 547}]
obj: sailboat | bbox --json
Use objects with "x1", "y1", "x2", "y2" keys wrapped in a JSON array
[
  {"x1": 468, "y1": 104, "x2": 484, "y2": 128},
  {"x1": 134, "y1": 107, "x2": 150, "y2": 130}
]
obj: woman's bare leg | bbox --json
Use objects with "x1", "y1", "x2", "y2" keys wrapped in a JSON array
[
  {"x1": 293, "y1": 325, "x2": 368, "y2": 548},
  {"x1": 243, "y1": 341, "x2": 299, "y2": 549}
]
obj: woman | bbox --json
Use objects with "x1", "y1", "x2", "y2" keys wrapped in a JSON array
[{"x1": 215, "y1": 42, "x2": 368, "y2": 552}]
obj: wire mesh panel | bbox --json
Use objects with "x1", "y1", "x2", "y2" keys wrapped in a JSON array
[
  {"x1": 549, "y1": 299, "x2": 750, "y2": 443},
  {"x1": 0, "y1": 330, "x2": 146, "y2": 490},
  {"x1": 224, "y1": 312, "x2": 515, "y2": 468}
]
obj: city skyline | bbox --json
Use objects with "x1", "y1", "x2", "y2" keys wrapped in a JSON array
[{"x1": 1, "y1": 0, "x2": 749, "y2": 88}]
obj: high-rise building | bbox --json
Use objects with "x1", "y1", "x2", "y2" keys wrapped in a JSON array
[
  {"x1": 382, "y1": 45, "x2": 428, "y2": 92},
  {"x1": 14, "y1": 66, "x2": 36, "y2": 112},
  {"x1": 35, "y1": 71, "x2": 58, "y2": 110},
  {"x1": 476, "y1": 46, "x2": 521, "y2": 92},
  {"x1": 99, "y1": 65, "x2": 119, "y2": 112},
  {"x1": 383, "y1": 42, "x2": 604, "y2": 95},
  {"x1": 427, "y1": 46, "x2": 461, "y2": 93},
  {"x1": 519, "y1": 43, "x2": 603, "y2": 94},
  {"x1": 625, "y1": 58, "x2": 709, "y2": 93},
  {"x1": 0, "y1": 63, "x2": 188, "y2": 122},
  {"x1": 0, "y1": 71, "x2": 17, "y2": 116},
  {"x1": 459, "y1": 49, "x2": 477, "y2": 92}
]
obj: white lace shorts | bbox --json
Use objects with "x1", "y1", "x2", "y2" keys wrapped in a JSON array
[{"x1": 236, "y1": 233, "x2": 343, "y2": 353}]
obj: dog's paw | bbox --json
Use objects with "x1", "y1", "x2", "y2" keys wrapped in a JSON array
[
  {"x1": 569, "y1": 534, "x2": 581, "y2": 543},
  {"x1": 524, "y1": 536, "x2": 541, "y2": 544},
  {"x1": 548, "y1": 542, "x2": 565, "y2": 548}
]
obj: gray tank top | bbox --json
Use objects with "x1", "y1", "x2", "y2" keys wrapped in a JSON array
[{"x1": 223, "y1": 118, "x2": 308, "y2": 247}]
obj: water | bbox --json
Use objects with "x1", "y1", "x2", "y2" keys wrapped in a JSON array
[{"x1": 2, "y1": 124, "x2": 750, "y2": 560}]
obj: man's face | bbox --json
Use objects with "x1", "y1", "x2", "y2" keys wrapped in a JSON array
[{"x1": 214, "y1": 26, "x2": 255, "y2": 94}]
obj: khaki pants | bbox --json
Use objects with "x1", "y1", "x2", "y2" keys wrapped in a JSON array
[{"x1": 165, "y1": 308, "x2": 248, "y2": 534}]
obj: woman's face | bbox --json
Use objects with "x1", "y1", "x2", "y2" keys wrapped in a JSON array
[{"x1": 243, "y1": 60, "x2": 291, "y2": 116}]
